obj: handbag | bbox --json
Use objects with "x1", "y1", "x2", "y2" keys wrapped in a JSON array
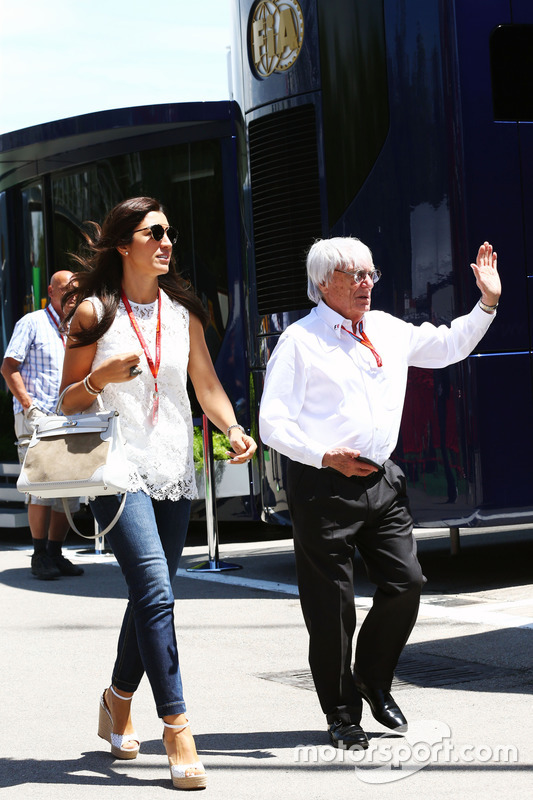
[{"x1": 17, "y1": 386, "x2": 130, "y2": 539}]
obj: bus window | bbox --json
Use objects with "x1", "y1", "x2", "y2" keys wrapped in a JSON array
[{"x1": 490, "y1": 24, "x2": 533, "y2": 121}]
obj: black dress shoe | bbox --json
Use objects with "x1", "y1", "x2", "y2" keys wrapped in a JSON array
[
  {"x1": 31, "y1": 552, "x2": 61, "y2": 580},
  {"x1": 328, "y1": 719, "x2": 369, "y2": 750},
  {"x1": 355, "y1": 681, "x2": 407, "y2": 730},
  {"x1": 51, "y1": 554, "x2": 84, "y2": 576}
]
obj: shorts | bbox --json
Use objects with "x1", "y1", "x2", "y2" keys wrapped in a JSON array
[{"x1": 14, "y1": 408, "x2": 80, "y2": 512}]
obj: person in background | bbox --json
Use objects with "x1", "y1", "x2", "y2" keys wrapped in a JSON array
[
  {"x1": 60, "y1": 196, "x2": 256, "y2": 791},
  {"x1": 259, "y1": 236, "x2": 500, "y2": 749},
  {"x1": 1, "y1": 270, "x2": 82, "y2": 580}
]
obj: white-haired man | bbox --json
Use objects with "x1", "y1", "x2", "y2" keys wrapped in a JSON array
[{"x1": 259, "y1": 237, "x2": 500, "y2": 749}]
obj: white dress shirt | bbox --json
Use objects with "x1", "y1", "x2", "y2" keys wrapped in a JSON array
[{"x1": 259, "y1": 300, "x2": 496, "y2": 469}]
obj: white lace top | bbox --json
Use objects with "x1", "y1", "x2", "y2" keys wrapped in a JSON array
[{"x1": 87, "y1": 292, "x2": 197, "y2": 501}]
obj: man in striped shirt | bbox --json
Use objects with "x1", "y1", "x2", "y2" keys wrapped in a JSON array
[{"x1": 1, "y1": 271, "x2": 83, "y2": 580}]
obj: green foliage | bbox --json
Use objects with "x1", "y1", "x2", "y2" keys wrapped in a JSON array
[
  {"x1": 193, "y1": 427, "x2": 204, "y2": 466},
  {"x1": 193, "y1": 426, "x2": 230, "y2": 469}
]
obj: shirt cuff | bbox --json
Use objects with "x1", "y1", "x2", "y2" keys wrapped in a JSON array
[
  {"x1": 473, "y1": 300, "x2": 497, "y2": 322},
  {"x1": 307, "y1": 447, "x2": 328, "y2": 470}
]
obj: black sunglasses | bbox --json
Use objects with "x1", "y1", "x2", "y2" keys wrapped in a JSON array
[{"x1": 133, "y1": 224, "x2": 179, "y2": 245}]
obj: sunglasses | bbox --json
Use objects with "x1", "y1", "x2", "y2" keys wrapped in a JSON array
[{"x1": 133, "y1": 224, "x2": 179, "y2": 245}]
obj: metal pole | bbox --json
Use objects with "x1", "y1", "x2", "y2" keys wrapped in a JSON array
[
  {"x1": 94, "y1": 519, "x2": 106, "y2": 555},
  {"x1": 187, "y1": 415, "x2": 241, "y2": 572},
  {"x1": 203, "y1": 412, "x2": 219, "y2": 564},
  {"x1": 75, "y1": 502, "x2": 112, "y2": 558}
]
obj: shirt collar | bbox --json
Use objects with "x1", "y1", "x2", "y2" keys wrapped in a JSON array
[
  {"x1": 45, "y1": 304, "x2": 61, "y2": 327},
  {"x1": 315, "y1": 299, "x2": 365, "y2": 339}
]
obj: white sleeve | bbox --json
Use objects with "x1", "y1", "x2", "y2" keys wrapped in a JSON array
[
  {"x1": 3, "y1": 315, "x2": 34, "y2": 363},
  {"x1": 407, "y1": 302, "x2": 496, "y2": 368},
  {"x1": 259, "y1": 333, "x2": 326, "y2": 469}
]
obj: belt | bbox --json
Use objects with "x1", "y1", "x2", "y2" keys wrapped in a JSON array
[{"x1": 324, "y1": 464, "x2": 385, "y2": 479}]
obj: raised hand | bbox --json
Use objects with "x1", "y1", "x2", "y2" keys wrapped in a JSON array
[{"x1": 471, "y1": 241, "x2": 501, "y2": 308}]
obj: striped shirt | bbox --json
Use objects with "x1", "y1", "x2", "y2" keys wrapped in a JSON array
[{"x1": 4, "y1": 305, "x2": 65, "y2": 414}]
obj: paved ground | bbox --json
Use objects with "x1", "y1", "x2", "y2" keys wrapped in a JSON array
[{"x1": 0, "y1": 523, "x2": 532, "y2": 799}]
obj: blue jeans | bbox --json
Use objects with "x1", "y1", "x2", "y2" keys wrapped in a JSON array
[{"x1": 90, "y1": 491, "x2": 191, "y2": 717}]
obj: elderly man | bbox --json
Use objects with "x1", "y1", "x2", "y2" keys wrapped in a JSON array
[
  {"x1": 1, "y1": 270, "x2": 82, "y2": 580},
  {"x1": 259, "y1": 237, "x2": 500, "y2": 749}
]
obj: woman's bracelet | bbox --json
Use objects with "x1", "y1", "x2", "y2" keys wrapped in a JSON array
[
  {"x1": 227, "y1": 423, "x2": 245, "y2": 437},
  {"x1": 83, "y1": 374, "x2": 102, "y2": 396}
]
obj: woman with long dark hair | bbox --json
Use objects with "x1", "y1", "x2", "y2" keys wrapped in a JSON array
[{"x1": 60, "y1": 196, "x2": 256, "y2": 790}]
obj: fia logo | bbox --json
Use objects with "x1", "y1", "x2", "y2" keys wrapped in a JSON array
[{"x1": 250, "y1": 0, "x2": 304, "y2": 78}]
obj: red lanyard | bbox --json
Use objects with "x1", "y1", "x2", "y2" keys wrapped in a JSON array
[
  {"x1": 45, "y1": 306, "x2": 66, "y2": 347},
  {"x1": 121, "y1": 289, "x2": 162, "y2": 425},
  {"x1": 341, "y1": 322, "x2": 383, "y2": 367}
]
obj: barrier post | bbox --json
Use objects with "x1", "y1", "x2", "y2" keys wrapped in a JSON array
[
  {"x1": 75, "y1": 501, "x2": 112, "y2": 558},
  {"x1": 187, "y1": 415, "x2": 241, "y2": 572},
  {"x1": 94, "y1": 520, "x2": 106, "y2": 555}
]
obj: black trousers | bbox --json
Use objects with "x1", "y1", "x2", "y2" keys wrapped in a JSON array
[{"x1": 287, "y1": 459, "x2": 426, "y2": 725}]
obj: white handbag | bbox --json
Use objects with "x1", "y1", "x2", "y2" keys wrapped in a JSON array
[{"x1": 17, "y1": 387, "x2": 130, "y2": 538}]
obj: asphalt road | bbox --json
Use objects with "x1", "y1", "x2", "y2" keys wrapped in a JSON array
[{"x1": 0, "y1": 522, "x2": 531, "y2": 799}]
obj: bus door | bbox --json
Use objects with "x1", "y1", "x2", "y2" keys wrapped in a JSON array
[{"x1": 455, "y1": 0, "x2": 533, "y2": 510}]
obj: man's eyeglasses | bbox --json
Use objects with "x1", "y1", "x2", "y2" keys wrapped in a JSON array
[
  {"x1": 133, "y1": 224, "x2": 179, "y2": 245},
  {"x1": 334, "y1": 268, "x2": 382, "y2": 285}
]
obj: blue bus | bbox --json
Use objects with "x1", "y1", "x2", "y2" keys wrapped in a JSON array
[
  {"x1": 2, "y1": 1, "x2": 533, "y2": 536},
  {"x1": 0, "y1": 101, "x2": 255, "y2": 523},
  {"x1": 231, "y1": 0, "x2": 533, "y2": 529}
]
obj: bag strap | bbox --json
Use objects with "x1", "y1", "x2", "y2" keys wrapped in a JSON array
[
  {"x1": 62, "y1": 493, "x2": 127, "y2": 539},
  {"x1": 56, "y1": 384, "x2": 105, "y2": 415},
  {"x1": 56, "y1": 383, "x2": 125, "y2": 538}
]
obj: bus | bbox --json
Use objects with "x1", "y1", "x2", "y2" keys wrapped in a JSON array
[
  {"x1": 2, "y1": 1, "x2": 533, "y2": 537},
  {"x1": 0, "y1": 101, "x2": 255, "y2": 523},
  {"x1": 230, "y1": 0, "x2": 533, "y2": 530}
]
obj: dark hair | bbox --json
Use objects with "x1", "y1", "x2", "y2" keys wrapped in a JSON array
[{"x1": 63, "y1": 196, "x2": 208, "y2": 345}]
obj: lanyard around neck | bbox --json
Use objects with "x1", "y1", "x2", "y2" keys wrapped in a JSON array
[
  {"x1": 121, "y1": 289, "x2": 162, "y2": 425},
  {"x1": 341, "y1": 321, "x2": 383, "y2": 367},
  {"x1": 45, "y1": 306, "x2": 66, "y2": 347}
]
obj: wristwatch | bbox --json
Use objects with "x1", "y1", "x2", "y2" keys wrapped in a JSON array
[{"x1": 478, "y1": 299, "x2": 498, "y2": 314}]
